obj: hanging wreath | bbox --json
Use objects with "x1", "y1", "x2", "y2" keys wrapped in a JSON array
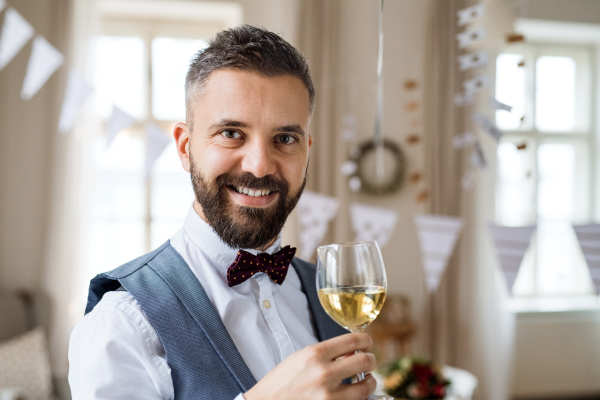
[{"x1": 348, "y1": 138, "x2": 406, "y2": 196}]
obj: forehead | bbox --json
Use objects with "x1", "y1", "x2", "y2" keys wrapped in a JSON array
[{"x1": 193, "y1": 69, "x2": 311, "y2": 126}]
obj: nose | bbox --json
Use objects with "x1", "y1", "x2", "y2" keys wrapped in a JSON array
[{"x1": 240, "y1": 138, "x2": 277, "y2": 178}]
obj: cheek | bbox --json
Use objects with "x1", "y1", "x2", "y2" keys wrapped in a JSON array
[
  {"x1": 281, "y1": 155, "x2": 308, "y2": 189},
  {"x1": 194, "y1": 145, "x2": 237, "y2": 179}
]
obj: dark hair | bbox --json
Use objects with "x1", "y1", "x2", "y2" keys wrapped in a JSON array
[{"x1": 185, "y1": 24, "x2": 315, "y2": 129}]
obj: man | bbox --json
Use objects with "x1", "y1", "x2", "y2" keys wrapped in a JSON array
[{"x1": 69, "y1": 25, "x2": 377, "y2": 399}]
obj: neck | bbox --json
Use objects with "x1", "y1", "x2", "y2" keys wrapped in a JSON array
[{"x1": 192, "y1": 200, "x2": 278, "y2": 251}]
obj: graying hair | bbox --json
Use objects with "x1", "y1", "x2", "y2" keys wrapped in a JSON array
[{"x1": 185, "y1": 24, "x2": 316, "y2": 130}]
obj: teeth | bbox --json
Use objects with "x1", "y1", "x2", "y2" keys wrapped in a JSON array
[{"x1": 235, "y1": 187, "x2": 272, "y2": 197}]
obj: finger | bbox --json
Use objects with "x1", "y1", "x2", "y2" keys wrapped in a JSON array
[
  {"x1": 330, "y1": 351, "x2": 377, "y2": 381},
  {"x1": 332, "y1": 373, "x2": 377, "y2": 400},
  {"x1": 319, "y1": 332, "x2": 373, "y2": 360}
]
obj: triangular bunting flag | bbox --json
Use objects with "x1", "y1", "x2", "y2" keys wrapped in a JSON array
[
  {"x1": 472, "y1": 112, "x2": 504, "y2": 141},
  {"x1": 296, "y1": 191, "x2": 340, "y2": 260},
  {"x1": 456, "y1": 27, "x2": 486, "y2": 49},
  {"x1": 572, "y1": 224, "x2": 600, "y2": 294},
  {"x1": 457, "y1": 3, "x2": 485, "y2": 26},
  {"x1": 414, "y1": 214, "x2": 464, "y2": 293},
  {"x1": 144, "y1": 123, "x2": 172, "y2": 177},
  {"x1": 457, "y1": 51, "x2": 489, "y2": 71},
  {"x1": 21, "y1": 35, "x2": 64, "y2": 100},
  {"x1": 350, "y1": 203, "x2": 398, "y2": 248},
  {"x1": 489, "y1": 98, "x2": 512, "y2": 112},
  {"x1": 463, "y1": 75, "x2": 489, "y2": 95},
  {"x1": 106, "y1": 105, "x2": 137, "y2": 146},
  {"x1": 0, "y1": 7, "x2": 34, "y2": 70},
  {"x1": 489, "y1": 224, "x2": 536, "y2": 293},
  {"x1": 58, "y1": 70, "x2": 93, "y2": 133}
]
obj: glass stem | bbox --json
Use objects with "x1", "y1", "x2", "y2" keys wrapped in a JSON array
[{"x1": 354, "y1": 350, "x2": 365, "y2": 382}]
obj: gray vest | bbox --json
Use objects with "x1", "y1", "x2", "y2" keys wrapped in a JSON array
[{"x1": 85, "y1": 241, "x2": 348, "y2": 399}]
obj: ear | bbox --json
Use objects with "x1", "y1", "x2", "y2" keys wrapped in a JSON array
[
  {"x1": 308, "y1": 134, "x2": 313, "y2": 149},
  {"x1": 173, "y1": 122, "x2": 191, "y2": 172}
]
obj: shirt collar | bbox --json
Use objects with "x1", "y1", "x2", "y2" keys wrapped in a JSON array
[{"x1": 183, "y1": 204, "x2": 282, "y2": 269}]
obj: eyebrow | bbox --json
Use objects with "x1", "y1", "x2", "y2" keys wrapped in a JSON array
[{"x1": 208, "y1": 119, "x2": 305, "y2": 137}]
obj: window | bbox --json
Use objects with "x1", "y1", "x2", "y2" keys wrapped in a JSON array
[
  {"x1": 495, "y1": 43, "x2": 596, "y2": 298},
  {"x1": 82, "y1": 1, "x2": 242, "y2": 296}
]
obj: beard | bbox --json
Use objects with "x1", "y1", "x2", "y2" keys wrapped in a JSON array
[{"x1": 189, "y1": 153, "x2": 307, "y2": 249}]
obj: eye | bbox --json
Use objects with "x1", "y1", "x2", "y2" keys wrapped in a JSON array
[
  {"x1": 221, "y1": 129, "x2": 241, "y2": 139},
  {"x1": 277, "y1": 134, "x2": 297, "y2": 144}
]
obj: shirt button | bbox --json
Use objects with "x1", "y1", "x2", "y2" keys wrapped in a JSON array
[{"x1": 263, "y1": 300, "x2": 271, "y2": 309}]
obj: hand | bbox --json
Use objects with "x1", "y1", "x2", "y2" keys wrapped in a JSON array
[{"x1": 244, "y1": 332, "x2": 377, "y2": 400}]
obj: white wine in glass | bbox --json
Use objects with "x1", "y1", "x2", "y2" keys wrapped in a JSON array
[{"x1": 316, "y1": 241, "x2": 391, "y2": 400}]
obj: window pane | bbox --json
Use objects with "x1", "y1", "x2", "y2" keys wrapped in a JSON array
[
  {"x1": 495, "y1": 54, "x2": 526, "y2": 130},
  {"x1": 94, "y1": 36, "x2": 146, "y2": 120},
  {"x1": 85, "y1": 220, "x2": 145, "y2": 281},
  {"x1": 535, "y1": 56, "x2": 575, "y2": 132},
  {"x1": 93, "y1": 134, "x2": 145, "y2": 218},
  {"x1": 496, "y1": 141, "x2": 535, "y2": 225},
  {"x1": 537, "y1": 144, "x2": 574, "y2": 220},
  {"x1": 152, "y1": 37, "x2": 209, "y2": 121}
]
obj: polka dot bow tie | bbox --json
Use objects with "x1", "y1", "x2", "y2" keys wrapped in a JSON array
[{"x1": 227, "y1": 245, "x2": 297, "y2": 287}]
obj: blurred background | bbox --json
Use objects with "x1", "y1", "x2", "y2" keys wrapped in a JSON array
[{"x1": 1, "y1": 0, "x2": 600, "y2": 399}]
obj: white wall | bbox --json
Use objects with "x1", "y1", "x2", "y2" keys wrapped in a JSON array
[{"x1": 512, "y1": 310, "x2": 600, "y2": 398}]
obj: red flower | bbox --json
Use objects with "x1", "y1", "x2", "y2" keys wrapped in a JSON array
[
  {"x1": 412, "y1": 364, "x2": 434, "y2": 383},
  {"x1": 432, "y1": 384, "x2": 446, "y2": 397}
]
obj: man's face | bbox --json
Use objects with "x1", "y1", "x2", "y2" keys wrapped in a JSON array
[{"x1": 175, "y1": 69, "x2": 312, "y2": 249}]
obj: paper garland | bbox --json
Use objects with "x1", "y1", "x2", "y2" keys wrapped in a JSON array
[
  {"x1": 457, "y1": 3, "x2": 485, "y2": 26},
  {"x1": 297, "y1": 191, "x2": 340, "y2": 260},
  {"x1": 488, "y1": 225, "x2": 536, "y2": 293},
  {"x1": 572, "y1": 224, "x2": 600, "y2": 294},
  {"x1": 350, "y1": 203, "x2": 398, "y2": 248},
  {"x1": 58, "y1": 70, "x2": 93, "y2": 134},
  {"x1": 105, "y1": 105, "x2": 137, "y2": 146},
  {"x1": 454, "y1": 91, "x2": 474, "y2": 107},
  {"x1": 469, "y1": 140, "x2": 487, "y2": 169},
  {"x1": 144, "y1": 123, "x2": 172, "y2": 177},
  {"x1": 463, "y1": 75, "x2": 489, "y2": 95},
  {"x1": 21, "y1": 35, "x2": 64, "y2": 100},
  {"x1": 453, "y1": 132, "x2": 476, "y2": 149},
  {"x1": 489, "y1": 98, "x2": 513, "y2": 112},
  {"x1": 0, "y1": 7, "x2": 33, "y2": 70},
  {"x1": 472, "y1": 112, "x2": 503, "y2": 141},
  {"x1": 458, "y1": 51, "x2": 489, "y2": 71},
  {"x1": 415, "y1": 214, "x2": 464, "y2": 293},
  {"x1": 456, "y1": 27, "x2": 486, "y2": 49}
]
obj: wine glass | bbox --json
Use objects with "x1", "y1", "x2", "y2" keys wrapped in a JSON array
[{"x1": 316, "y1": 241, "x2": 392, "y2": 400}]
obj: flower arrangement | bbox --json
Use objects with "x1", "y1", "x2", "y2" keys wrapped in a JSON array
[{"x1": 383, "y1": 357, "x2": 450, "y2": 399}]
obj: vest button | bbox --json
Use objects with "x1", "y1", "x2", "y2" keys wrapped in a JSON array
[{"x1": 263, "y1": 300, "x2": 271, "y2": 309}]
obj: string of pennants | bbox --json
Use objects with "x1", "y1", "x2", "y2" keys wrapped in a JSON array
[
  {"x1": 452, "y1": 3, "x2": 514, "y2": 190},
  {"x1": 0, "y1": 3, "x2": 172, "y2": 175},
  {"x1": 299, "y1": 190, "x2": 600, "y2": 296}
]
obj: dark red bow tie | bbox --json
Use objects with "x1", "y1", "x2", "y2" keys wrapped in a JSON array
[{"x1": 227, "y1": 245, "x2": 296, "y2": 287}]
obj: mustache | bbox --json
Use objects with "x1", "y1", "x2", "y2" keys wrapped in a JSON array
[{"x1": 216, "y1": 172, "x2": 288, "y2": 193}]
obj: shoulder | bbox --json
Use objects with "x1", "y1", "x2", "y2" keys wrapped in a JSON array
[
  {"x1": 75, "y1": 291, "x2": 157, "y2": 342},
  {"x1": 104, "y1": 240, "x2": 173, "y2": 279},
  {"x1": 69, "y1": 292, "x2": 173, "y2": 399}
]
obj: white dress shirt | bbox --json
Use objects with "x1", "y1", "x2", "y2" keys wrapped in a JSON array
[{"x1": 68, "y1": 206, "x2": 318, "y2": 399}]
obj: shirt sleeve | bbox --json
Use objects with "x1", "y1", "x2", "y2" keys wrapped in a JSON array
[{"x1": 68, "y1": 291, "x2": 174, "y2": 400}]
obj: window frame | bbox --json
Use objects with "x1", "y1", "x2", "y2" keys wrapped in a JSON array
[{"x1": 495, "y1": 40, "x2": 597, "y2": 299}]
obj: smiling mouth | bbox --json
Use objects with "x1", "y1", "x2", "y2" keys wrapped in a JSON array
[{"x1": 228, "y1": 185, "x2": 276, "y2": 198}]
